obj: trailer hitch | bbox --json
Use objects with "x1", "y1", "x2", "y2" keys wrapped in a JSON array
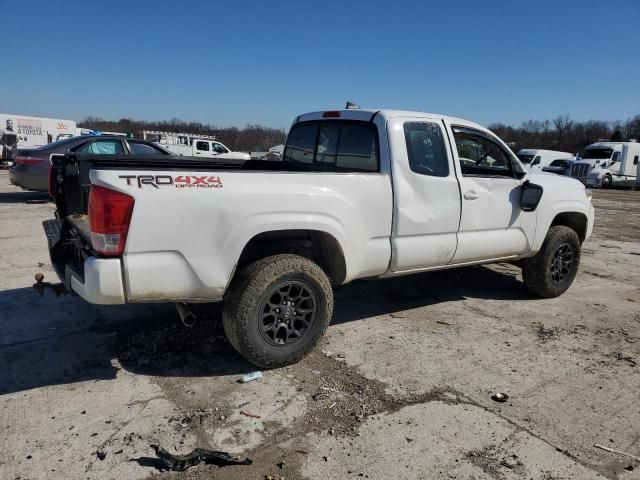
[{"x1": 33, "y1": 272, "x2": 68, "y2": 296}]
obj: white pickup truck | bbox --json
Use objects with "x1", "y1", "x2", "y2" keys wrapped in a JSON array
[
  {"x1": 165, "y1": 138, "x2": 251, "y2": 160},
  {"x1": 45, "y1": 108, "x2": 594, "y2": 368}
]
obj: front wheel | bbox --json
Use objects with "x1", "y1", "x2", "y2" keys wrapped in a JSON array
[
  {"x1": 601, "y1": 174, "x2": 612, "y2": 189},
  {"x1": 223, "y1": 254, "x2": 333, "y2": 368},
  {"x1": 522, "y1": 226, "x2": 581, "y2": 298}
]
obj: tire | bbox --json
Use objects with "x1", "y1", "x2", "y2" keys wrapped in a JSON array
[
  {"x1": 522, "y1": 226, "x2": 581, "y2": 298},
  {"x1": 223, "y1": 254, "x2": 333, "y2": 368},
  {"x1": 602, "y1": 174, "x2": 612, "y2": 189}
]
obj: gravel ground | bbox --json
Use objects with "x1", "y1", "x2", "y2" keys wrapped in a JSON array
[{"x1": 1, "y1": 170, "x2": 639, "y2": 480}]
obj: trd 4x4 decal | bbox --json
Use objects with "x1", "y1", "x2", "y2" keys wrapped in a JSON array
[{"x1": 119, "y1": 175, "x2": 223, "y2": 189}]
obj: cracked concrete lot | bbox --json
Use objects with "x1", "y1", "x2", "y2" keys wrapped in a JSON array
[{"x1": 1, "y1": 170, "x2": 639, "y2": 480}]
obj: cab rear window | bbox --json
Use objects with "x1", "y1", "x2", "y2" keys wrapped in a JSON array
[{"x1": 283, "y1": 121, "x2": 379, "y2": 172}]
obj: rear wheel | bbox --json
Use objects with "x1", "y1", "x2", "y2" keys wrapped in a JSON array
[
  {"x1": 223, "y1": 254, "x2": 333, "y2": 368},
  {"x1": 522, "y1": 226, "x2": 581, "y2": 298}
]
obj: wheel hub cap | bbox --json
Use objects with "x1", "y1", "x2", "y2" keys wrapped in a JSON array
[
  {"x1": 549, "y1": 243, "x2": 574, "y2": 283},
  {"x1": 259, "y1": 280, "x2": 317, "y2": 346}
]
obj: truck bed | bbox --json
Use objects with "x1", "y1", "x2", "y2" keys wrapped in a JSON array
[
  {"x1": 50, "y1": 153, "x2": 376, "y2": 216},
  {"x1": 48, "y1": 152, "x2": 394, "y2": 303}
]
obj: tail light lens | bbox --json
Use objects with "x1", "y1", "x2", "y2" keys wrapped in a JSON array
[
  {"x1": 88, "y1": 185, "x2": 135, "y2": 256},
  {"x1": 15, "y1": 155, "x2": 45, "y2": 165}
]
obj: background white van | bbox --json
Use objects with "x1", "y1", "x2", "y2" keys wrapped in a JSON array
[{"x1": 517, "y1": 149, "x2": 575, "y2": 173}]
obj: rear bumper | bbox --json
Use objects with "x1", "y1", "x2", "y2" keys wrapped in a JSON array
[
  {"x1": 70, "y1": 257, "x2": 126, "y2": 304},
  {"x1": 43, "y1": 219, "x2": 126, "y2": 304}
]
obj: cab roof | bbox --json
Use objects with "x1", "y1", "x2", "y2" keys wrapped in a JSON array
[{"x1": 296, "y1": 109, "x2": 488, "y2": 132}]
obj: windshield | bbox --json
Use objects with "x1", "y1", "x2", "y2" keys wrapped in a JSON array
[
  {"x1": 582, "y1": 148, "x2": 613, "y2": 160},
  {"x1": 517, "y1": 154, "x2": 534, "y2": 164},
  {"x1": 549, "y1": 159, "x2": 568, "y2": 167}
]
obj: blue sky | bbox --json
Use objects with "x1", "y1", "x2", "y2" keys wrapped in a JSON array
[{"x1": 1, "y1": 0, "x2": 638, "y2": 129}]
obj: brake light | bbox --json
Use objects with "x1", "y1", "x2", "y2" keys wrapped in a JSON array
[
  {"x1": 88, "y1": 185, "x2": 135, "y2": 256},
  {"x1": 322, "y1": 111, "x2": 341, "y2": 118},
  {"x1": 15, "y1": 155, "x2": 44, "y2": 165}
]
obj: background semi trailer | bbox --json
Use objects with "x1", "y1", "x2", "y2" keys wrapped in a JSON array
[{"x1": 570, "y1": 141, "x2": 640, "y2": 188}]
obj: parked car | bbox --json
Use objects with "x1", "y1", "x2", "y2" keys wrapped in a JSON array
[
  {"x1": 542, "y1": 158, "x2": 573, "y2": 175},
  {"x1": 9, "y1": 136, "x2": 171, "y2": 192},
  {"x1": 45, "y1": 108, "x2": 594, "y2": 368},
  {"x1": 516, "y1": 149, "x2": 574, "y2": 173}
]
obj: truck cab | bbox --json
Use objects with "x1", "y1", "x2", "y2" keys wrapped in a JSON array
[{"x1": 570, "y1": 141, "x2": 640, "y2": 188}]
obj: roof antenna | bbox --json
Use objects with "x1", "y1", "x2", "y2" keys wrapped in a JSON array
[{"x1": 345, "y1": 101, "x2": 360, "y2": 110}]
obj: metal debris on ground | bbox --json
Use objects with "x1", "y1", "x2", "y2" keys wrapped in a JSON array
[
  {"x1": 240, "y1": 409, "x2": 262, "y2": 419},
  {"x1": 614, "y1": 352, "x2": 637, "y2": 366},
  {"x1": 239, "y1": 371, "x2": 263, "y2": 383},
  {"x1": 594, "y1": 444, "x2": 640, "y2": 462},
  {"x1": 96, "y1": 449, "x2": 106, "y2": 461},
  {"x1": 150, "y1": 444, "x2": 252, "y2": 471},
  {"x1": 491, "y1": 392, "x2": 509, "y2": 403}
]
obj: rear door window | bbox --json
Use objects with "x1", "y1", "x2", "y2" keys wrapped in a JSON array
[
  {"x1": 196, "y1": 141, "x2": 210, "y2": 151},
  {"x1": 403, "y1": 122, "x2": 449, "y2": 177},
  {"x1": 283, "y1": 121, "x2": 379, "y2": 171}
]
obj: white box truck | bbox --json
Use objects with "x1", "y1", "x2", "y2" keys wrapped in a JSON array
[
  {"x1": 1, "y1": 113, "x2": 76, "y2": 163},
  {"x1": 569, "y1": 141, "x2": 640, "y2": 188}
]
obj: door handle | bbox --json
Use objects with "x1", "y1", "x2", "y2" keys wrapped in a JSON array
[{"x1": 464, "y1": 190, "x2": 479, "y2": 200}]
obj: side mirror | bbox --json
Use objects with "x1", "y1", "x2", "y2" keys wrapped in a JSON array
[{"x1": 521, "y1": 181, "x2": 543, "y2": 212}]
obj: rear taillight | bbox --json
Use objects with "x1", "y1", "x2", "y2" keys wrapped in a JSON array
[
  {"x1": 15, "y1": 155, "x2": 45, "y2": 165},
  {"x1": 88, "y1": 185, "x2": 135, "y2": 256}
]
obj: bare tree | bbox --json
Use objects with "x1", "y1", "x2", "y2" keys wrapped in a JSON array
[{"x1": 552, "y1": 114, "x2": 573, "y2": 148}]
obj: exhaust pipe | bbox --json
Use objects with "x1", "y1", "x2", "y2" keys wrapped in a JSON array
[{"x1": 175, "y1": 302, "x2": 197, "y2": 327}]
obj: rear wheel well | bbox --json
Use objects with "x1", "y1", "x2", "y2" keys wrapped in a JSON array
[
  {"x1": 550, "y1": 212, "x2": 588, "y2": 243},
  {"x1": 236, "y1": 230, "x2": 347, "y2": 284}
]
